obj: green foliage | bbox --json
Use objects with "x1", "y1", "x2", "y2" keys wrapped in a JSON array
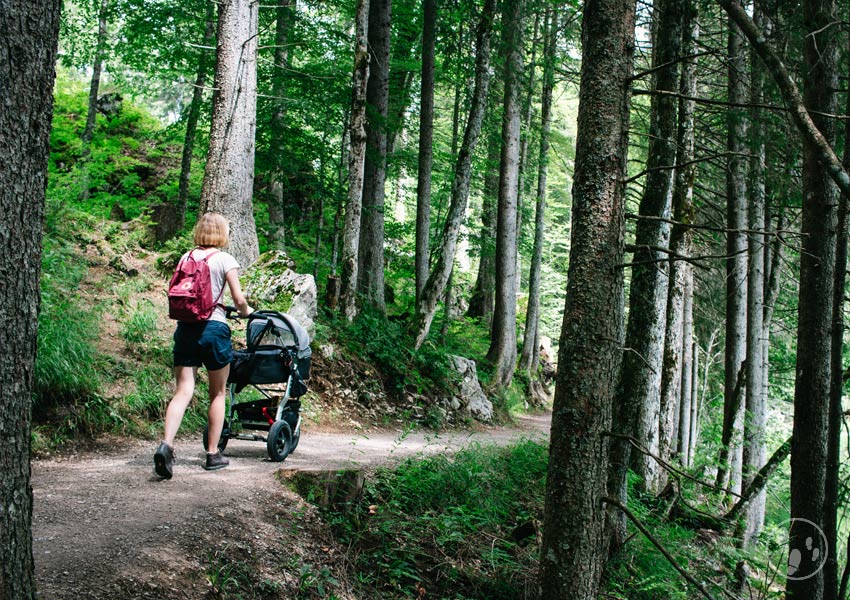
[
  {"x1": 48, "y1": 70, "x2": 186, "y2": 220},
  {"x1": 204, "y1": 543, "x2": 282, "y2": 600},
  {"x1": 35, "y1": 204, "x2": 102, "y2": 411},
  {"x1": 322, "y1": 440, "x2": 548, "y2": 599},
  {"x1": 331, "y1": 307, "x2": 456, "y2": 397}
]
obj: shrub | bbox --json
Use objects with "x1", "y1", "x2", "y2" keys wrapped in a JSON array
[{"x1": 322, "y1": 440, "x2": 548, "y2": 599}]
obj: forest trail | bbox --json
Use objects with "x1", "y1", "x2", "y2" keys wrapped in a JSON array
[{"x1": 32, "y1": 414, "x2": 550, "y2": 599}]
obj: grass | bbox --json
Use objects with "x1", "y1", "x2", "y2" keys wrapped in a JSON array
[{"x1": 320, "y1": 440, "x2": 548, "y2": 599}]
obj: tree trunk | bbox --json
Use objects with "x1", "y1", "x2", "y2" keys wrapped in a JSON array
[
  {"x1": 411, "y1": 0, "x2": 495, "y2": 349},
  {"x1": 339, "y1": 0, "x2": 370, "y2": 320},
  {"x1": 514, "y1": 10, "x2": 541, "y2": 252},
  {"x1": 486, "y1": 0, "x2": 525, "y2": 388},
  {"x1": 199, "y1": 0, "x2": 260, "y2": 268},
  {"x1": 414, "y1": 0, "x2": 436, "y2": 306},
  {"x1": 741, "y1": 5, "x2": 768, "y2": 547},
  {"x1": 787, "y1": 0, "x2": 839, "y2": 596},
  {"x1": 312, "y1": 135, "x2": 328, "y2": 281},
  {"x1": 0, "y1": 1, "x2": 61, "y2": 597},
  {"x1": 538, "y1": 0, "x2": 634, "y2": 595},
  {"x1": 519, "y1": 7, "x2": 555, "y2": 373},
  {"x1": 79, "y1": 0, "x2": 109, "y2": 202},
  {"x1": 440, "y1": 264, "x2": 453, "y2": 341},
  {"x1": 466, "y1": 120, "x2": 500, "y2": 326},
  {"x1": 175, "y1": 0, "x2": 216, "y2": 236},
  {"x1": 688, "y1": 338, "x2": 699, "y2": 464},
  {"x1": 357, "y1": 0, "x2": 392, "y2": 313},
  {"x1": 613, "y1": 0, "x2": 683, "y2": 503},
  {"x1": 716, "y1": 17, "x2": 749, "y2": 496},
  {"x1": 267, "y1": 0, "x2": 294, "y2": 251},
  {"x1": 659, "y1": 0, "x2": 697, "y2": 471},
  {"x1": 824, "y1": 13, "x2": 850, "y2": 596},
  {"x1": 677, "y1": 275, "x2": 694, "y2": 466}
]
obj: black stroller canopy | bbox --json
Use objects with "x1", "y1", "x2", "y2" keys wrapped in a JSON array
[{"x1": 246, "y1": 310, "x2": 311, "y2": 357}]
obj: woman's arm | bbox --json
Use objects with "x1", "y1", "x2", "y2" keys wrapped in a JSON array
[{"x1": 225, "y1": 269, "x2": 253, "y2": 317}]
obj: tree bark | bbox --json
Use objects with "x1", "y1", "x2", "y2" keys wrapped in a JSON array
[
  {"x1": 339, "y1": 0, "x2": 370, "y2": 320},
  {"x1": 267, "y1": 0, "x2": 294, "y2": 251},
  {"x1": 414, "y1": 0, "x2": 436, "y2": 306},
  {"x1": 519, "y1": 7, "x2": 555, "y2": 374},
  {"x1": 716, "y1": 17, "x2": 749, "y2": 497},
  {"x1": 688, "y1": 338, "x2": 699, "y2": 464},
  {"x1": 486, "y1": 0, "x2": 525, "y2": 387},
  {"x1": 411, "y1": 0, "x2": 495, "y2": 348},
  {"x1": 538, "y1": 0, "x2": 634, "y2": 595},
  {"x1": 741, "y1": 4, "x2": 768, "y2": 547},
  {"x1": 677, "y1": 275, "x2": 694, "y2": 466},
  {"x1": 357, "y1": 0, "x2": 392, "y2": 313},
  {"x1": 0, "y1": 0, "x2": 61, "y2": 597},
  {"x1": 613, "y1": 0, "x2": 683, "y2": 503},
  {"x1": 79, "y1": 0, "x2": 109, "y2": 202},
  {"x1": 515, "y1": 10, "x2": 541, "y2": 252},
  {"x1": 660, "y1": 0, "x2": 697, "y2": 471},
  {"x1": 175, "y1": 0, "x2": 216, "y2": 236},
  {"x1": 466, "y1": 118, "x2": 500, "y2": 326},
  {"x1": 199, "y1": 0, "x2": 260, "y2": 267},
  {"x1": 824, "y1": 13, "x2": 850, "y2": 595},
  {"x1": 787, "y1": 0, "x2": 839, "y2": 596}
]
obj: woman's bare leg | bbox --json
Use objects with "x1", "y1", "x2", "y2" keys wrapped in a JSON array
[
  {"x1": 163, "y1": 366, "x2": 197, "y2": 446},
  {"x1": 206, "y1": 364, "x2": 230, "y2": 453}
]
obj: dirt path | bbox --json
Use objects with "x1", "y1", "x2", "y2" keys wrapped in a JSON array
[{"x1": 32, "y1": 414, "x2": 550, "y2": 599}]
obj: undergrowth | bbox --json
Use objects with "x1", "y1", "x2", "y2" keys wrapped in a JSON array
[
  {"x1": 322, "y1": 440, "x2": 548, "y2": 599},
  {"x1": 327, "y1": 306, "x2": 457, "y2": 399}
]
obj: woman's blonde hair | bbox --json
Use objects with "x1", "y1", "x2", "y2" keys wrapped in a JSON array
[{"x1": 193, "y1": 213, "x2": 229, "y2": 248}]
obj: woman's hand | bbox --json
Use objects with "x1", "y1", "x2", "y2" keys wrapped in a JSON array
[{"x1": 225, "y1": 269, "x2": 253, "y2": 317}]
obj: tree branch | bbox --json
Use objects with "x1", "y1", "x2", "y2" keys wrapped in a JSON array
[
  {"x1": 603, "y1": 432, "x2": 742, "y2": 499},
  {"x1": 602, "y1": 497, "x2": 719, "y2": 600},
  {"x1": 723, "y1": 437, "x2": 792, "y2": 522},
  {"x1": 717, "y1": 0, "x2": 850, "y2": 195}
]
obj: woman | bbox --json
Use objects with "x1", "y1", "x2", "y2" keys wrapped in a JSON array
[{"x1": 154, "y1": 213, "x2": 252, "y2": 479}]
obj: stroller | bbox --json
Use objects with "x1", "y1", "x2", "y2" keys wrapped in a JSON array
[{"x1": 202, "y1": 310, "x2": 312, "y2": 462}]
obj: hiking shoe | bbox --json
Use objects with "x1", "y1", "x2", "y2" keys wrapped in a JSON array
[
  {"x1": 153, "y1": 442, "x2": 175, "y2": 480},
  {"x1": 204, "y1": 451, "x2": 229, "y2": 471}
]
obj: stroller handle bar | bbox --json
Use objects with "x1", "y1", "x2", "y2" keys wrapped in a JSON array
[{"x1": 224, "y1": 305, "x2": 254, "y2": 320}]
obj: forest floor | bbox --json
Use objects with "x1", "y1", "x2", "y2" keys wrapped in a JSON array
[{"x1": 31, "y1": 413, "x2": 551, "y2": 599}]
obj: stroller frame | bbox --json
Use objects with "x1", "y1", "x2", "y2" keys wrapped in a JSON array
[{"x1": 203, "y1": 309, "x2": 311, "y2": 462}]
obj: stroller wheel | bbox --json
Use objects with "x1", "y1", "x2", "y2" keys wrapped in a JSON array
[
  {"x1": 202, "y1": 420, "x2": 230, "y2": 453},
  {"x1": 267, "y1": 420, "x2": 292, "y2": 462}
]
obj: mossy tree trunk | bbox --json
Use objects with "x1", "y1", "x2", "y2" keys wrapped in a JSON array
[
  {"x1": 486, "y1": 0, "x2": 525, "y2": 388},
  {"x1": 200, "y1": 0, "x2": 260, "y2": 267},
  {"x1": 357, "y1": 0, "x2": 392, "y2": 314},
  {"x1": 339, "y1": 0, "x2": 370, "y2": 320},
  {"x1": 538, "y1": 0, "x2": 635, "y2": 595},
  {"x1": 0, "y1": 0, "x2": 61, "y2": 596}
]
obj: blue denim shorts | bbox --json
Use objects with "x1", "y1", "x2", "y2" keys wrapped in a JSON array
[{"x1": 173, "y1": 321, "x2": 233, "y2": 371}]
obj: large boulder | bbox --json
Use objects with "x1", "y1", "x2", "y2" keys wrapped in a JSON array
[
  {"x1": 446, "y1": 355, "x2": 493, "y2": 422},
  {"x1": 243, "y1": 250, "x2": 317, "y2": 335}
]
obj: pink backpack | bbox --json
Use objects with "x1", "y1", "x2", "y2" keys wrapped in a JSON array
[{"x1": 167, "y1": 249, "x2": 224, "y2": 322}]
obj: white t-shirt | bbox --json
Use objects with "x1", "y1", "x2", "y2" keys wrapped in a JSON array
[{"x1": 179, "y1": 248, "x2": 240, "y2": 323}]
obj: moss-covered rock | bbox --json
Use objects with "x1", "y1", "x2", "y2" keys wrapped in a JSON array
[{"x1": 243, "y1": 250, "x2": 317, "y2": 334}]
